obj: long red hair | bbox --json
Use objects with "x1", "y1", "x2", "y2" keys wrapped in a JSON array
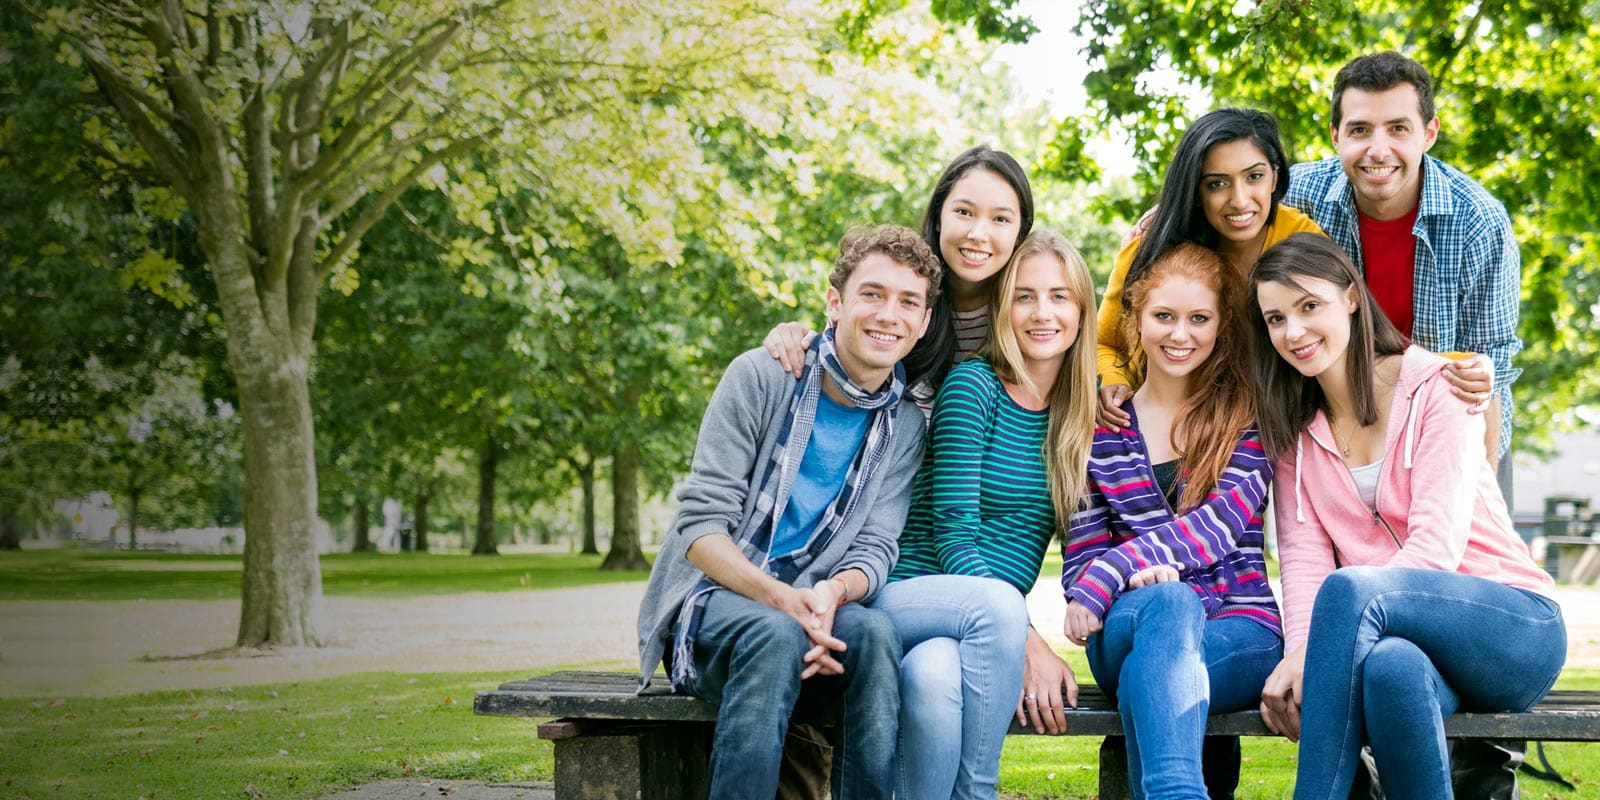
[{"x1": 1118, "y1": 244, "x2": 1255, "y2": 512}]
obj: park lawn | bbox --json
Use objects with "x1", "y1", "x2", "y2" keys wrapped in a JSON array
[
  {"x1": 0, "y1": 670, "x2": 552, "y2": 800},
  {"x1": 2, "y1": 666, "x2": 1597, "y2": 800},
  {"x1": 0, "y1": 550, "x2": 651, "y2": 602}
]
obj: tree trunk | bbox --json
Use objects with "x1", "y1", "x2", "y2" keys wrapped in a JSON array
[
  {"x1": 233, "y1": 355, "x2": 326, "y2": 648},
  {"x1": 414, "y1": 489, "x2": 431, "y2": 553},
  {"x1": 0, "y1": 499, "x2": 20, "y2": 551},
  {"x1": 352, "y1": 497, "x2": 371, "y2": 552},
  {"x1": 126, "y1": 485, "x2": 140, "y2": 550},
  {"x1": 601, "y1": 442, "x2": 647, "y2": 570},
  {"x1": 473, "y1": 431, "x2": 500, "y2": 555},
  {"x1": 578, "y1": 454, "x2": 599, "y2": 555}
]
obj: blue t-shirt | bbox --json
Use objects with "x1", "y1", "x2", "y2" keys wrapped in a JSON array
[{"x1": 769, "y1": 393, "x2": 871, "y2": 557}]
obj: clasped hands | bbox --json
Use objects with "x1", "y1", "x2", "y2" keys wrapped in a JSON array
[{"x1": 776, "y1": 580, "x2": 849, "y2": 679}]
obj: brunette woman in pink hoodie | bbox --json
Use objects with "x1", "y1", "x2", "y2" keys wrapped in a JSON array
[{"x1": 1243, "y1": 233, "x2": 1564, "y2": 800}]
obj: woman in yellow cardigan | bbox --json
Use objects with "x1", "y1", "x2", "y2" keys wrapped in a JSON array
[{"x1": 1098, "y1": 108, "x2": 1324, "y2": 430}]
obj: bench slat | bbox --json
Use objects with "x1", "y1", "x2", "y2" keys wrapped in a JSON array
[{"x1": 474, "y1": 671, "x2": 1600, "y2": 742}]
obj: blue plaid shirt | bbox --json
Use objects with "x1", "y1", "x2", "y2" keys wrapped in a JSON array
[{"x1": 1285, "y1": 155, "x2": 1521, "y2": 454}]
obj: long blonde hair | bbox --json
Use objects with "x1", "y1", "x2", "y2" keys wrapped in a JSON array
[{"x1": 977, "y1": 230, "x2": 1098, "y2": 528}]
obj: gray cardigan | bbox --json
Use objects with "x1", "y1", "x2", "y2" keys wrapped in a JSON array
[{"x1": 635, "y1": 348, "x2": 926, "y2": 690}]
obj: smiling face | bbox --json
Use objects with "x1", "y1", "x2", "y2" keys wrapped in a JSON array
[
  {"x1": 1255, "y1": 275, "x2": 1360, "y2": 379},
  {"x1": 1006, "y1": 253, "x2": 1082, "y2": 371},
  {"x1": 937, "y1": 168, "x2": 1023, "y2": 295},
  {"x1": 1332, "y1": 84, "x2": 1439, "y2": 220},
  {"x1": 825, "y1": 252, "x2": 933, "y2": 388},
  {"x1": 1138, "y1": 274, "x2": 1220, "y2": 382},
  {"x1": 1199, "y1": 138, "x2": 1277, "y2": 251}
]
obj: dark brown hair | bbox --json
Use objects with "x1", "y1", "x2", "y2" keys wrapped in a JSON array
[
  {"x1": 1332, "y1": 51, "x2": 1436, "y2": 129},
  {"x1": 1245, "y1": 233, "x2": 1409, "y2": 458}
]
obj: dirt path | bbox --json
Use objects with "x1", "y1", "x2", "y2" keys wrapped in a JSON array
[
  {"x1": 0, "y1": 584, "x2": 644, "y2": 697},
  {"x1": 2, "y1": 580, "x2": 1597, "y2": 697}
]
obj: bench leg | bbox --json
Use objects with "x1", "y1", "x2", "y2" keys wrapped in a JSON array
[
  {"x1": 1099, "y1": 735, "x2": 1130, "y2": 800},
  {"x1": 549, "y1": 721, "x2": 712, "y2": 799}
]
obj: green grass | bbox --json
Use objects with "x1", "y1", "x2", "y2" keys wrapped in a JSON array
[
  {"x1": 0, "y1": 670, "x2": 553, "y2": 800},
  {"x1": 0, "y1": 550, "x2": 651, "y2": 601}
]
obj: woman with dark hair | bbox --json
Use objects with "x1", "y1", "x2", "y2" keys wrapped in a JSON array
[
  {"x1": 1063, "y1": 243, "x2": 1281, "y2": 799},
  {"x1": 1097, "y1": 108, "x2": 1324, "y2": 430},
  {"x1": 765, "y1": 145, "x2": 1035, "y2": 403},
  {"x1": 1246, "y1": 233, "x2": 1564, "y2": 800}
]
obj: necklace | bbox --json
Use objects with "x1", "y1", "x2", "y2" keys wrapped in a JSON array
[{"x1": 1333, "y1": 418, "x2": 1357, "y2": 457}]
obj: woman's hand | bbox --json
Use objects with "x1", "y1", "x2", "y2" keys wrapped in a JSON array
[
  {"x1": 1062, "y1": 600, "x2": 1102, "y2": 647},
  {"x1": 1127, "y1": 565, "x2": 1180, "y2": 589},
  {"x1": 1096, "y1": 383, "x2": 1133, "y2": 431},
  {"x1": 1015, "y1": 627, "x2": 1080, "y2": 734},
  {"x1": 763, "y1": 321, "x2": 816, "y2": 378},
  {"x1": 1259, "y1": 645, "x2": 1307, "y2": 742},
  {"x1": 1441, "y1": 353, "x2": 1493, "y2": 414}
]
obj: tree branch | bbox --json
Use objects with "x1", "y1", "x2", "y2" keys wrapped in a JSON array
[
  {"x1": 1431, "y1": 1, "x2": 1489, "y2": 89},
  {"x1": 241, "y1": 16, "x2": 275, "y2": 271},
  {"x1": 204, "y1": 0, "x2": 221, "y2": 71},
  {"x1": 275, "y1": 16, "x2": 352, "y2": 150},
  {"x1": 298, "y1": 18, "x2": 464, "y2": 194},
  {"x1": 315, "y1": 132, "x2": 493, "y2": 282},
  {"x1": 76, "y1": 42, "x2": 196, "y2": 202}
]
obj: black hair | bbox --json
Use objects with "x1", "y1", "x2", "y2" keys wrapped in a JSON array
[{"x1": 1123, "y1": 108, "x2": 1291, "y2": 307}]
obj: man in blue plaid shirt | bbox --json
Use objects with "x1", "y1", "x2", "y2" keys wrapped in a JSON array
[
  {"x1": 1283, "y1": 49, "x2": 1527, "y2": 800},
  {"x1": 1284, "y1": 51, "x2": 1518, "y2": 493}
]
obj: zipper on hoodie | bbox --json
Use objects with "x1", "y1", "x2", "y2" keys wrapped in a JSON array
[
  {"x1": 1371, "y1": 508, "x2": 1402, "y2": 549},
  {"x1": 1311, "y1": 416, "x2": 1405, "y2": 552}
]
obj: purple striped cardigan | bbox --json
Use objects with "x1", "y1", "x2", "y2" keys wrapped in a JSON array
[{"x1": 1062, "y1": 402, "x2": 1282, "y2": 635}]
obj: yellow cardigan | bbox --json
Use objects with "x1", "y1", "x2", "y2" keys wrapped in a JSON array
[{"x1": 1095, "y1": 205, "x2": 1326, "y2": 388}]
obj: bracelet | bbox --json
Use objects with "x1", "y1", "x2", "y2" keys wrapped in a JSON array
[{"x1": 831, "y1": 576, "x2": 850, "y2": 606}]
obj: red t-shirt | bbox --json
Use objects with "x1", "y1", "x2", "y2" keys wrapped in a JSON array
[{"x1": 1357, "y1": 204, "x2": 1420, "y2": 336}]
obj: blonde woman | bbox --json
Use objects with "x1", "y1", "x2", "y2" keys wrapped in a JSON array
[{"x1": 870, "y1": 230, "x2": 1098, "y2": 799}]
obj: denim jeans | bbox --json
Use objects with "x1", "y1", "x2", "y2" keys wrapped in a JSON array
[
  {"x1": 1086, "y1": 581, "x2": 1283, "y2": 800},
  {"x1": 1293, "y1": 567, "x2": 1566, "y2": 800},
  {"x1": 686, "y1": 588, "x2": 901, "y2": 800},
  {"x1": 871, "y1": 574, "x2": 1030, "y2": 799}
]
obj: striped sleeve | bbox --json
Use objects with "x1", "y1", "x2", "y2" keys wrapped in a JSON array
[
  {"x1": 1067, "y1": 429, "x2": 1274, "y2": 619},
  {"x1": 924, "y1": 365, "x2": 1000, "y2": 579},
  {"x1": 1062, "y1": 452, "x2": 1115, "y2": 603}
]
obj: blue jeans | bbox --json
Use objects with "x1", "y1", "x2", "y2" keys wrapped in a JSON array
[
  {"x1": 1294, "y1": 567, "x2": 1566, "y2": 800},
  {"x1": 871, "y1": 575, "x2": 1030, "y2": 799},
  {"x1": 685, "y1": 588, "x2": 901, "y2": 800},
  {"x1": 1086, "y1": 582, "x2": 1282, "y2": 800}
]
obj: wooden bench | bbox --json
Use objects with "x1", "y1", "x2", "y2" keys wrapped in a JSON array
[{"x1": 474, "y1": 670, "x2": 1600, "y2": 799}]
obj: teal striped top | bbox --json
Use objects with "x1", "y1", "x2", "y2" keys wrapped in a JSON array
[{"x1": 890, "y1": 359, "x2": 1054, "y2": 594}]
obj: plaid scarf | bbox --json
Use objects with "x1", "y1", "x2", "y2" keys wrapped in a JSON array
[{"x1": 670, "y1": 326, "x2": 906, "y2": 686}]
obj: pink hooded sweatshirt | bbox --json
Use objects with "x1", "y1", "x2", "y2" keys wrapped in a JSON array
[{"x1": 1274, "y1": 345, "x2": 1554, "y2": 652}]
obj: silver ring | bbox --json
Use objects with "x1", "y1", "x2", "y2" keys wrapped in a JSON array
[{"x1": 1025, "y1": 692, "x2": 1037, "y2": 702}]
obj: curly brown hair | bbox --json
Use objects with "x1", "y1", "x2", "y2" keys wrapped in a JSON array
[{"x1": 831, "y1": 224, "x2": 943, "y2": 310}]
